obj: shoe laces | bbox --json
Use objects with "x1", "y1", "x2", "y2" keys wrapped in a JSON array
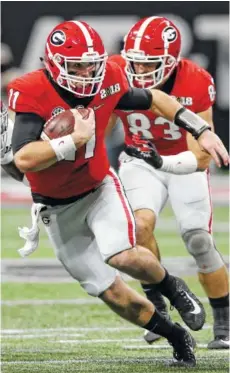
[
  {"x1": 170, "y1": 289, "x2": 193, "y2": 312},
  {"x1": 215, "y1": 335, "x2": 229, "y2": 341},
  {"x1": 171, "y1": 331, "x2": 194, "y2": 361}
]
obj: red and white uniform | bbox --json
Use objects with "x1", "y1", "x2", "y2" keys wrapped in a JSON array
[
  {"x1": 110, "y1": 55, "x2": 215, "y2": 235},
  {"x1": 8, "y1": 61, "x2": 128, "y2": 198},
  {"x1": 7, "y1": 59, "x2": 136, "y2": 295},
  {"x1": 111, "y1": 55, "x2": 215, "y2": 156}
]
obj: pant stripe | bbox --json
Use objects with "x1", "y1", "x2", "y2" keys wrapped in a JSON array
[
  {"x1": 108, "y1": 168, "x2": 136, "y2": 247},
  {"x1": 206, "y1": 169, "x2": 213, "y2": 233}
]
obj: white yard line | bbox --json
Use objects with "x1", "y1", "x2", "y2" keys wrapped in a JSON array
[
  {"x1": 3, "y1": 347, "x2": 228, "y2": 354},
  {"x1": 1, "y1": 298, "x2": 102, "y2": 306},
  {"x1": 2, "y1": 325, "x2": 213, "y2": 341},
  {"x1": 1, "y1": 296, "x2": 209, "y2": 306},
  {"x1": 56, "y1": 338, "x2": 142, "y2": 344},
  {"x1": 1, "y1": 324, "x2": 212, "y2": 336},
  {"x1": 1, "y1": 326, "x2": 139, "y2": 334},
  {"x1": 1, "y1": 333, "x2": 83, "y2": 339},
  {"x1": 123, "y1": 345, "x2": 230, "y2": 352},
  {"x1": 1, "y1": 355, "x2": 228, "y2": 366},
  {"x1": 0, "y1": 358, "x2": 165, "y2": 366}
]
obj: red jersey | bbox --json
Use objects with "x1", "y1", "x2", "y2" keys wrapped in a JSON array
[
  {"x1": 110, "y1": 55, "x2": 216, "y2": 156},
  {"x1": 7, "y1": 61, "x2": 129, "y2": 198}
]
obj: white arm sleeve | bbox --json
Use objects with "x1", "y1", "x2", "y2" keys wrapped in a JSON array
[{"x1": 160, "y1": 151, "x2": 199, "y2": 175}]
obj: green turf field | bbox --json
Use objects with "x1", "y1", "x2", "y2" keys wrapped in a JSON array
[
  {"x1": 1, "y1": 206, "x2": 229, "y2": 373},
  {"x1": 1, "y1": 205, "x2": 229, "y2": 258}
]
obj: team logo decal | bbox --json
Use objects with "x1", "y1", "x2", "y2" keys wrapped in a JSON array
[
  {"x1": 51, "y1": 107, "x2": 65, "y2": 116},
  {"x1": 42, "y1": 216, "x2": 51, "y2": 226},
  {"x1": 162, "y1": 26, "x2": 177, "y2": 43},
  {"x1": 50, "y1": 30, "x2": 66, "y2": 46}
]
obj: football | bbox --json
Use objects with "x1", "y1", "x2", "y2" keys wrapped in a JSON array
[{"x1": 41, "y1": 108, "x2": 90, "y2": 140}]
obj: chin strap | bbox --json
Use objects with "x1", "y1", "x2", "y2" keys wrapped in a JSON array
[{"x1": 18, "y1": 203, "x2": 46, "y2": 258}]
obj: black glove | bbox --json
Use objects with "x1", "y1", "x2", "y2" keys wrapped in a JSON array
[{"x1": 124, "y1": 134, "x2": 163, "y2": 169}]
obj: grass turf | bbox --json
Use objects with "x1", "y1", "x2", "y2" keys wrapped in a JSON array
[
  {"x1": 1, "y1": 206, "x2": 229, "y2": 372},
  {"x1": 2, "y1": 278, "x2": 229, "y2": 373}
]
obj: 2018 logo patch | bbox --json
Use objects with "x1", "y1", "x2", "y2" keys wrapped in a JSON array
[{"x1": 100, "y1": 83, "x2": 120, "y2": 99}]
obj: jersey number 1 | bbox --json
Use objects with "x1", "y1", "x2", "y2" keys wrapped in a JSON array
[
  {"x1": 8, "y1": 89, "x2": 20, "y2": 110},
  {"x1": 85, "y1": 133, "x2": 96, "y2": 159}
]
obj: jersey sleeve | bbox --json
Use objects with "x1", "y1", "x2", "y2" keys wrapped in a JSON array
[
  {"x1": 194, "y1": 70, "x2": 216, "y2": 113},
  {"x1": 119, "y1": 68, "x2": 129, "y2": 96},
  {"x1": 108, "y1": 60, "x2": 129, "y2": 97},
  {"x1": 108, "y1": 55, "x2": 127, "y2": 73},
  {"x1": 7, "y1": 79, "x2": 45, "y2": 118}
]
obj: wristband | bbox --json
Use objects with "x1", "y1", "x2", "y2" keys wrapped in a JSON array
[
  {"x1": 49, "y1": 135, "x2": 77, "y2": 161},
  {"x1": 174, "y1": 108, "x2": 211, "y2": 139}
]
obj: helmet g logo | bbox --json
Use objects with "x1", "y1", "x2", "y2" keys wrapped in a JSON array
[
  {"x1": 162, "y1": 27, "x2": 177, "y2": 43},
  {"x1": 50, "y1": 30, "x2": 66, "y2": 46}
]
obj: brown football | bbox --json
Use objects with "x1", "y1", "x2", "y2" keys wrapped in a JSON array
[{"x1": 41, "y1": 108, "x2": 90, "y2": 140}]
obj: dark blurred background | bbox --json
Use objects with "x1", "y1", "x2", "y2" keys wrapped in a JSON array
[{"x1": 1, "y1": 1, "x2": 229, "y2": 152}]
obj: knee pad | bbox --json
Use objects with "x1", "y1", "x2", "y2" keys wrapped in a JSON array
[
  {"x1": 80, "y1": 276, "x2": 117, "y2": 297},
  {"x1": 182, "y1": 229, "x2": 225, "y2": 273},
  {"x1": 80, "y1": 281, "x2": 103, "y2": 297}
]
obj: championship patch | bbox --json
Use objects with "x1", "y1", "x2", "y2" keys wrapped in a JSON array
[{"x1": 100, "y1": 83, "x2": 120, "y2": 99}]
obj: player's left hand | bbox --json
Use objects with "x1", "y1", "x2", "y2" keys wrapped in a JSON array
[
  {"x1": 198, "y1": 130, "x2": 230, "y2": 168},
  {"x1": 125, "y1": 134, "x2": 163, "y2": 169}
]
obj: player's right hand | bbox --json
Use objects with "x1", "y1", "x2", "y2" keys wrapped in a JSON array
[
  {"x1": 71, "y1": 108, "x2": 96, "y2": 146},
  {"x1": 125, "y1": 134, "x2": 163, "y2": 169},
  {"x1": 197, "y1": 130, "x2": 230, "y2": 168}
]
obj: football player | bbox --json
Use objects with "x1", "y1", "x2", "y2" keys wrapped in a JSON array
[
  {"x1": 6, "y1": 20, "x2": 229, "y2": 365},
  {"x1": 108, "y1": 16, "x2": 229, "y2": 349}
]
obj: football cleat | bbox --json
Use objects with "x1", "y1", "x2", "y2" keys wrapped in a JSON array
[
  {"x1": 170, "y1": 277, "x2": 206, "y2": 331},
  {"x1": 207, "y1": 335, "x2": 230, "y2": 349},
  {"x1": 168, "y1": 323, "x2": 196, "y2": 367},
  {"x1": 144, "y1": 329, "x2": 161, "y2": 344},
  {"x1": 144, "y1": 292, "x2": 170, "y2": 344}
]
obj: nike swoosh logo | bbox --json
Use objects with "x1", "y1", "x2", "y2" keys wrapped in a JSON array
[
  {"x1": 220, "y1": 339, "x2": 230, "y2": 346},
  {"x1": 93, "y1": 104, "x2": 104, "y2": 110},
  {"x1": 185, "y1": 292, "x2": 202, "y2": 315}
]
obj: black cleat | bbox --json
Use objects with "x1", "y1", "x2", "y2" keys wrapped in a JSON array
[
  {"x1": 207, "y1": 335, "x2": 230, "y2": 349},
  {"x1": 144, "y1": 292, "x2": 170, "y2": 344},
  {"x1": 170, "y1": 277, "x2": 206, "y2": 331},
  {"x1": 144, "y1": 329, "x2": 162, "y2": 343},
  {"x1": 208, "y1": 306, "x2": 230, "y2": 349},
  {"x1": 168, "y1": 323, "x2": 196, "y2": 368}
]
